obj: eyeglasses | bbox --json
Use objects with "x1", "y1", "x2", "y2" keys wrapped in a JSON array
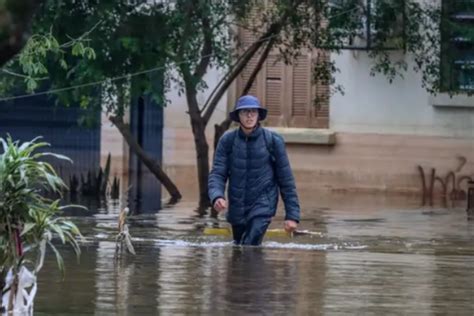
[{"x1": 239, "y1": 109, "x2": 258, "y2": 116}]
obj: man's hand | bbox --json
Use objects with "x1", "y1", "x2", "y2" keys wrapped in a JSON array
[
  {"x1": 213, "y1": 198, "x2": 227, "y2": 213},
  {"x1": 284, "y1": 220, "x2": 298, "y2": 234}
]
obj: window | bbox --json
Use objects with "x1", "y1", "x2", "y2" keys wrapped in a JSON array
[
  {"x1": 328, "y1": 0, "x2": 405, "y2": 50},
  {"x1": 441, "y1": 0, "x2": 474, "y2": 92}
]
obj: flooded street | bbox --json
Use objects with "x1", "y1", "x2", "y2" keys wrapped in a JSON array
[{"x1": 34, "y1": 194, "x2": 474, "y2": 315}]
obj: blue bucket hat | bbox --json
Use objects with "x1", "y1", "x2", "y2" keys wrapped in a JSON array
[{"x1": 229, "y1": 95, "x2": 267, "y2": 122}]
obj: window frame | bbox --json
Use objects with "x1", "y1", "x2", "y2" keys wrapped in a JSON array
[{"x1": 439, "y1": 0, "x2": 474, "y2": 93}]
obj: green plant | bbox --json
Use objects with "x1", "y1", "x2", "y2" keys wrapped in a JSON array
[{"x1": 0, "y1": 136, "x2": 83, "y2": 312}]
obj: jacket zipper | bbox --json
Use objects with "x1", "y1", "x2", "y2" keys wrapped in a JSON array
[{"x1": 245, "y1": 135, "x2": 249, "y2": 207}]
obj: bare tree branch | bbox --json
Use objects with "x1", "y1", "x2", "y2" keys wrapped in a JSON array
[
  {"x1": 199, "y1": 40, "x2": 261, "y2": 115},
  {"x1": 109, "y1": 114, "x2": 182, "y2": 204},
  {"x1": 202, "y1": 24, "x2": 282, "y2": 126},
  {"x1": 242, "y1": 36, "x2": 276, "y2": 95},
  {"x1": 193, "y1": 15, "x2": 213, "y2": 81},
  {"x1": 212, "y1": 36, "x2": 277, "y2": 151}
]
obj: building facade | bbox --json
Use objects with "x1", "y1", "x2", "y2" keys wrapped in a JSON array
[{"x1": 104, "y1": 0, "x2": 474, "y2": 207}]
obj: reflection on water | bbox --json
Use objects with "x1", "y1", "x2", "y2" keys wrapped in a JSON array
[{"x1": 34, "y1": 196, "x2": 474, "y2": 315}]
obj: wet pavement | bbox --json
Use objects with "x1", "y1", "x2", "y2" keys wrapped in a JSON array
[{"x1": 34, "y1": 194, "x2": 474, "y2": 315}]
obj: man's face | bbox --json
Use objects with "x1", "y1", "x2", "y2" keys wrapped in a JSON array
[{"x1": 239, "y1": 108, "x2": 259, "y2": 129}]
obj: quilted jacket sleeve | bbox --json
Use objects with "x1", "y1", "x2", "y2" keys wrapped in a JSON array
[
  {"x1": 208, "y1": 131, "x2": 232, "y2": 205},
  {"x1": 273, "y1": 133, "x2": 301, "y2": 222}
]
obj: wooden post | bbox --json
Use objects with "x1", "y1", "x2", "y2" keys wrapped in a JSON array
[{"x1": 467, "y1": 180, "x2": 474, "y2": 220}]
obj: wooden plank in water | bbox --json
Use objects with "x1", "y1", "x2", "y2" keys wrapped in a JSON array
[{"x1": 203, "y1": 227, "x2": 323, "y2": 238}]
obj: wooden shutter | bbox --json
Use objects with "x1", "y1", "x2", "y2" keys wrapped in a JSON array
[
  {"x1": 236, "y1": 11, "x2": 265, "y2": 102},
  {"x1": 263, "y1": 54, "x2": 285, "y2": 126},
  {"x1": 239, "y1": 54, "x2": 260, "y2": 97},
  {"x1": 235, "y1": 17, "x2": 330, "y2": 128},
  {"x1": 289, "y1": 52, "x2": 311, "y2": 127},
  {"x1": 312, "y1": 50, "x2": 330, "y2": 128},
  {"x1": 286, "y1": 50, "x2": 329, "y2": 128}
]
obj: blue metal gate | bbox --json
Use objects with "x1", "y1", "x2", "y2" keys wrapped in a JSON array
[
  {"x1": 0, "y1": 95, "x2": 101, "y2": 181},
  {"x1": 128, "y1": 94, "x2": 164, "y2": 213}
]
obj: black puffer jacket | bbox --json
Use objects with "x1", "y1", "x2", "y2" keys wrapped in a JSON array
[{"x1": 208, "y1": 126, "x2": 300, "y2": 225}]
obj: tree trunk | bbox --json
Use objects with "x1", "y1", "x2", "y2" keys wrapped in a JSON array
[
  {"x1": 241, "y1": 37, "x2": 276, "y2": 96},
  {"x1": 7, "y1": 271, "x2": 18, "y2": 312},
  {"x1": 0, "y1": 269, "x2": 5, "y2": 312},
  {"x1": 109, "y1": 115, "x2": 182, "y2": 204},
  {"x1": 184, "y1": 90, "x2": 211, "y2": 213},
  {"x1": 192, "y1": 119, "x2": 211, "y2": 213},
  {"x1": 213, "y1": 118, "x2": 233, "y2": 151}
]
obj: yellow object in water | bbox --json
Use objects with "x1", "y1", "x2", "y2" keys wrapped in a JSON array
[
  {"x1": 203, "y1": 227, "x2": 233, "y2": 236},
  {"x1": 203, "y1": 227, "x2": 293, "y2": 238}
]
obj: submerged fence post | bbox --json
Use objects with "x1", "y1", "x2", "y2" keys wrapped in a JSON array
[{"x1": 467, "y1": 180, "x2": 474, "y2": 220}]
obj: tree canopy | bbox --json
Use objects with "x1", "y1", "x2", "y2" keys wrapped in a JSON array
[{"x1": 1, "y1": 0, "x2": 471, "y2": 210}]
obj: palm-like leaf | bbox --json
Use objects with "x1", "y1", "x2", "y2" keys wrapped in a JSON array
[{"x1": 0, "y1": 136, "x2": 83, "y2": 286}]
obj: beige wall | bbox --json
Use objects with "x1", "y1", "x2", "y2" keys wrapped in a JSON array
[
  {"x1": 99, "y1": 20, "x2": 474, "y2": 205},
  {"x1": 162, "y1": 128, "x2": 218, "y2": 202},
  {"x1": 291, "y1": 132, "x2": 474, "y2": 195},
  {"x1": 99, "y1": 88, "x2": 473, "y2": 206},
  {"x1": 161, "y1": 131, "x2": 474, "y2": 204},
  {"x1": 100, "y1": 108, "x2": 473, "y2": 205}
]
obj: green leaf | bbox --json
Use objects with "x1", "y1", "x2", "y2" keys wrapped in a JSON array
[
  {"x1": 124, "y1": 234, "x2": 136, "y2": 255},
  {"x1": 40, "y1": 152, "x2": 73, "y2": 163},
  {"x1": 50, "y1": 36, "x2": 60, "y2": 49},
  {"x1": 72, "y1": 42, "x2": 85, "y2": 56},
  {"x1": 63, "y1": 230, "x2": 81, "y2": 259},
  {"x1": 44, "y1": 230, "x2": 53, "y2": 241},
  {"x1": 85, "y1": 47, "x2": 96, "y2": 60},
  {"x1": 36, "y1": 63, "x2": 48, "y2": 75},
  {"x1": 50, "y1": 224, "x2": 66, "y2": 243},
  {"x1": 25, "y1": 77, "x2": 38, "y2": 92},
  {"x1": 48, "y1": 241, "x2": 65, "y2": 277},
  {"x1": 35, "y1": 239, "x2": 47, "y2": 272},
  {"x1": 60, "y1": 59, "x2": 68, "y2": 70},
  {"x1": 20, "y1": 223, "x2": 36, "y2": 236},
  {"x1": 80, "y1": 96, "x2": 90, "y2": 108},
  {"x1": 44, "y1": 173, "x2": 59, "y2": 192}
]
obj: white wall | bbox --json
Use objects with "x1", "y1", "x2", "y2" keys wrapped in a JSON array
[
  {"x1": 160, "y1": 67, "x2": 231, "y2": 201},
  {"x1": 163, "y1": 67, "x2": 230, "y2": 130},
  {"x1": 330, "y1": 48, "x2": 474, "y2": 139},
  {"x1": 162, "y1": 67, "x2": 230, "y2": 166}
]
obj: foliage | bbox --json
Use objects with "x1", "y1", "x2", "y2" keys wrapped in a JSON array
[
  {"x1": 0, "y1": 1, "x2": 468, "y2": 109},
  {"x1": 0, "y1": 22, "x2": 97, "y2": 96},
  {"x1": 323, "y1": 0, "x2": 471, "y2": 95},
  {"x1": 1, "y1": 1, "x2": 255, "y2": 111},
  {"x1": 0, "y1": 1, "x2": 184, "y2": 202},
  {"x1": 22, "y1": 1, "x2": 171, "y2": 114},
  {"x1": 0, "y1": 136, "x2": 83, "y2": 279},
  {"x1": 230, "y1": 0, "x2": 470, "y2": 96}
]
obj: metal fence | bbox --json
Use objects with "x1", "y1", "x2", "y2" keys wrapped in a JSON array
[
  {"x1": 128, "y1": 94, "x2": 163, "y2": 212},
  {"x1": 0, "y1": 95, "x2": 101, "y2": 181}
]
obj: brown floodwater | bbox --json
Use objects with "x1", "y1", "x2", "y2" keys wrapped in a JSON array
[{"x1": 34, "y1": 194, "x2": 474, "y2": 315}]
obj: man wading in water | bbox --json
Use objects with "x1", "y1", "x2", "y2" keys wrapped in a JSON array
[{"x1": 208, "y1": 95, "x2": 301, "y2": 246}]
